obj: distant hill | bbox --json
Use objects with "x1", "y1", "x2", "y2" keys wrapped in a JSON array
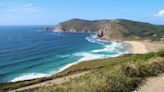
[{"x1": 50, "y1": 19, "x2": 164, "y2": 41}]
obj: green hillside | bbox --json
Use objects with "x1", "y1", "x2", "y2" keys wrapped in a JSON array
[
  {"x1": 53, "y1": 19, "x2": 164, "y2": 41},
  {"x1": 117, "y1": 19, "x2": 164, "y2": 41},
  {"x1": 1, "y1": 51, "x2": 164, "y2": 92},
  {"x1": 23, "y1": 51, "x2": 164, "y2": 92}
]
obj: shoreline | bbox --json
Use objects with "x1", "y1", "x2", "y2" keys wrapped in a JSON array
[
  {"x1": 9, "y1": 40, "x2": 129, "y2": 83},
  {"x1": 123, "y1": 41, "x2": 148, "y2": 54},
  {"x1": 9, "y1": 40, "x2": 162, "y2": 83},
  {"x1": 8, "y1": 40, "x2": 159, "y2": 83}
]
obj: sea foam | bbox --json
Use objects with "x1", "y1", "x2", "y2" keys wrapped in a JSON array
[
  {"x1": 74, "y1": 52, "x2": 107, "y2": 61},
  {"x1": 85, "y1": 34, "x2": 105, "y2": 45},
  {"x1": 11, "y1": 73, "x2": 49, "y2": 82},
  {"x1": 91, "y1": 42, "x2": 118, "y2": 53},
  {"x1": 10, "y1": 34, "x2": 129, "y2": 82}
]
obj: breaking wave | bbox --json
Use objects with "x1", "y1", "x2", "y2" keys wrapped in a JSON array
[
  {"x1": 11, "y1": 73, "x2": 49, "y2": 82},
  {"x1": 9, "y1": 34, "x2": 129, "y2": 82}
]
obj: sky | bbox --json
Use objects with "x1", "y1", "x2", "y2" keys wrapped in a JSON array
[{"x1": 0, "y1": 0, "x2": 164, "y2": 25}]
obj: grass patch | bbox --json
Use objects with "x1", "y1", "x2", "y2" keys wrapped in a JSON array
[{"x1": 0, "y1": 51, "x2": 164, "y2": 92}]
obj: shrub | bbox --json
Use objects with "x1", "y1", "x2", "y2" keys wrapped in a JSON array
[
  {"x1": 156, "y1": 50, "x2": 164, "y2": 57},
  {"x1": 121, "y1": 57, "x2": 164, "y2": 78},
  {"x1": 106, "y1": 74, "x2": 141, "y2": 92}
]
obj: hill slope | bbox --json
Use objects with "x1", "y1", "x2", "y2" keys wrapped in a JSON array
[
  {"x1": 52, "y1": 19, "x2": 164, "y2": 41},
  {"x1": 4, "y1": 50, "x2": 163, "y2": 92}
]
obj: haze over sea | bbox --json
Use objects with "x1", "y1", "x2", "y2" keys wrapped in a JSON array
[{"x1": 0, "y1": 26, "x2": 129, "y2": 83}]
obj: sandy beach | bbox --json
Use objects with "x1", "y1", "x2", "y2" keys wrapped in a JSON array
[
  {"x1": 124, "y1": 41, "x2": 164, "y2": 54},
  {"x1": 124, "y1": 41, "x2": 148, "y2": 54}
]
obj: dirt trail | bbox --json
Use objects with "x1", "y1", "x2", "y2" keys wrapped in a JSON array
[
  {"x1": 10, "y1": 71, "x2": 90, "y2": 92},
  {"x1": 134, "y1": 74, "x2": 164, "y2": 92}
]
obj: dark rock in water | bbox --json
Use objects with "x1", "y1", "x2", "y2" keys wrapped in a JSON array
[
  {"x1": 97, "y1": 31, "x2": 104, "y2": 37},
  {"x1": 50, "y1": 19, "x2": 164, "y2": 41}
]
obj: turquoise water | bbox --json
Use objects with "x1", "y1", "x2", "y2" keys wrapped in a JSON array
[{"x1": 0, "y1": 26, "x2": 129, "y2": 83}]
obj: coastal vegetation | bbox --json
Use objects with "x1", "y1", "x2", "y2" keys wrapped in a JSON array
[{"x1": 1, "y1": 50, "x2": 164, "y2": 92}]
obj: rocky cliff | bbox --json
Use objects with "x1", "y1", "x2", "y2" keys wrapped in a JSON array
[{"x1": 51, "y1": 19, "x2": 164, "y2": 41}]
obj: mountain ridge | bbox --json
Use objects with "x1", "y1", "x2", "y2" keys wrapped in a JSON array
[{"x1": 49, "y1": 19, "x2": 164, "y2": 41}]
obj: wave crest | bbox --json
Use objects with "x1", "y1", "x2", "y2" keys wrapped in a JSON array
[
  {"x1": 10, "y1": 34, "x2": 129, "y2": 82},
  {"x1": 11, "y1": 73, "x2": 49, "y2": 82},
  {"x1": 85, "y1": 34, "x2": 105, "y2": 45}
]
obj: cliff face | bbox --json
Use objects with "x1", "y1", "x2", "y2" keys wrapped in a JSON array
[{"x1": 52, "y1": 19, "x2": 164, "y2": 41}]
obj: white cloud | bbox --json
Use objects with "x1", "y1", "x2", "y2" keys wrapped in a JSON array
[
  {"x1": 0, "y1": 0, "x2": 42, "y2": 13},
  {"x1": 155, "y1": 9, "x2": 164, "y2": 17},
  {"x1": 9, "y1": 3, "x2": 42, "y2": 13},
  {"x1": 0, "y1": 1, "x2": 17, "y2": 7}
]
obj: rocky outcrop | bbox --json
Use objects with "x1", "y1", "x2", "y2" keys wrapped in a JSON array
[
  {"x1": 53, "y1": 25, "x2": 63, "y2": 32},
  {"x1": 52, "y1": 19, "x2": 164, "y2": 41}
]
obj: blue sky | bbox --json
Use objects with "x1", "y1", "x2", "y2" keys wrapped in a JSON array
[{"x1": 0, "y1": 0, "x2": 164, "y2": 25}]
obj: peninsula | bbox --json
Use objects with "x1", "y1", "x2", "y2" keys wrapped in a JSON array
[
  {"x1": 49, "y1": 19, "x2": 164, "y2": 41},
  {"x1": 47, "y1": 19, "x2": 164, "y2": 54}
]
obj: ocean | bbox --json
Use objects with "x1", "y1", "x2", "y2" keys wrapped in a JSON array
[{"x1": 0, "y1": 26, "x2": 129, "y2": 83}]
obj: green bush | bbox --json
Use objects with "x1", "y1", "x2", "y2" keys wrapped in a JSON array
[
  {"x1": 156, "y1": 50, "x2": 164, "y2": 57},
  {"x1": 105, "y1": 74, "x2": 141, "y2": 92},
  {"x1": 121, "y1": 57, "x2": 164, "y2": 78}
]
